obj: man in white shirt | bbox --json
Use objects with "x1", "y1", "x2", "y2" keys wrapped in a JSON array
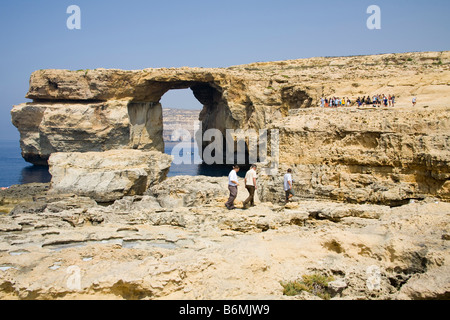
[
  {"x1": 284, "y1": 168, "x2": 294, "y2": 203},
  {"x1": 225, "y1": 165, "x2": 240, "y2": 210},
  {"x1": 243, "y1": 165, "x2": 258, "y2": 209}
]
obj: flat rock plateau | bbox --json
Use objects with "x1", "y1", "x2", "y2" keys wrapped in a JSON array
[
  {"x1": 2, "y1": 51, "x2": 449, "y2": 300},
  {"x1": 1, "y1": 180, "x2": 449, "y2": 300}
]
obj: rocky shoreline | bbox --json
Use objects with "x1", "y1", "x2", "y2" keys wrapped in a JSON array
[
  {"x1": 3, "y1": 51, "x2": 449, "y2": 300},
  {"x1": 1, "y1": 179, "x2": 449, "y2": 300}
]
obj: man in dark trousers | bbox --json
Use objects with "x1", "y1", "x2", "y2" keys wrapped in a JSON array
[
  {"x1": 243, "y1": 164, "x2": 258, "y2": 209},
  {"x1": 284, "y1": 168, "x2": 294, "y2": 203},
  {"x1": 225, "y1": 165, "x2": 240, "y2": 210}
]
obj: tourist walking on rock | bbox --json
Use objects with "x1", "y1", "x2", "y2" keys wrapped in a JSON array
[
  {"x1": 412, "y1": 97, "x2": 417, "y2": 107},
  {"x1": 284, "y1": 169, "x2": 294, "y2": 203},
  {"x1": 225, "y1": 165, "x2": 240, "y2": 210},
  {"x1": 243, "y1": 165, "x2": 258, "y2": 209}
]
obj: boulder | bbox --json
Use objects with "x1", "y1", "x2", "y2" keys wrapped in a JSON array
[
  {"x1": 327, "y1": 279, "x2": 348, "y2": 296},
  {"x1": 147, "y1": 176, "x2": 229, "y2": 208},
  {"x1": 397, "y1": 266, "x2": 450, "y2": 300},
  {"x1": 48, "y1": 150, "x2": 173, "y2": 202}
]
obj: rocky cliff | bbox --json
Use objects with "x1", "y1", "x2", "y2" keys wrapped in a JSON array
[
  {"x1": 4, "y1": 51, "x2": 450, "y2": 299},
  {"x1": 258, "y1": 106, "x2": 450, "y2": 206},
  {"x1": 10, "y1": 51, "x2": 450, "y2": 204}
]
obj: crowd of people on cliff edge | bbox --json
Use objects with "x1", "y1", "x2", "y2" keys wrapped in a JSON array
[{"x1": 320, "y1": 94, "x2": 398, "y2": 108}]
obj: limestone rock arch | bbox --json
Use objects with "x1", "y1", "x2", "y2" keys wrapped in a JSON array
[{"x1": 12, "y1": 68, "x2": 270, "y2": 165}]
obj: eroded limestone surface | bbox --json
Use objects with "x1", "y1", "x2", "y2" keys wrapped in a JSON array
[{"x1": 0, "y1": 180, "x2": 449, "y2": 300}]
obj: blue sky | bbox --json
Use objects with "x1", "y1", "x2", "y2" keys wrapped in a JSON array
[{"x1": 1, "y1": 0, "x2": 449, "y2": 140}]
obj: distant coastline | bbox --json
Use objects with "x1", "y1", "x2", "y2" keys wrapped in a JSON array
[{"x1": 162, "y1": 108, "x2": 201, "y2": 142}]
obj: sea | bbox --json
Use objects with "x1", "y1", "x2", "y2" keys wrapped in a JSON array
[
  {"x1": 0, "y1": 140, "x2": 245, "y2": 188},
  {"x1": 0, "y1": 140, "x2": 52, "y2": 188}
]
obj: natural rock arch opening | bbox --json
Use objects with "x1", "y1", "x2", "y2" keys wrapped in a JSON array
[
  {"x1": 128, "y1": 81, "x2": 253, "y2": 175},
  {"x1": 127, "y1": 80, "x2": 235, "y2": 151},
  {"x1": 160, "y1": 88, "x2": 203, "y2": 142},
  {"x1": 151, "y1": 80, "x2": 239, "y2": 133}
]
